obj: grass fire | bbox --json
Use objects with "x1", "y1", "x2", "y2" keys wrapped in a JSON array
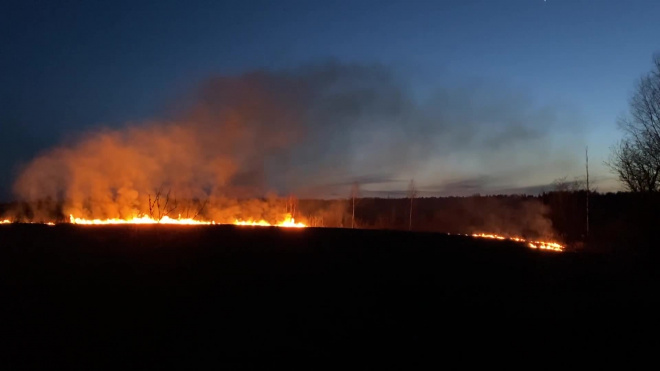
[
  {"x1": 67, "y1": 213, "x2": 306, "y2": 227},
  {"x1": 3, "y1": 215, "x2": 563, "y2": 251},
  {"x1": 4, "y1": 1, "x2": 660, "y2": 365}
]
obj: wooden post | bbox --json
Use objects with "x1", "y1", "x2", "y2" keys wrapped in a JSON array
[{"x1": 586, "y1": 146, "x2": 590, "y2": 237}]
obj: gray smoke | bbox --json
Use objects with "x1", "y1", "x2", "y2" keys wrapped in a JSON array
[{"x1": 11, "y1": 61, "x2": 583, "y2": 222}]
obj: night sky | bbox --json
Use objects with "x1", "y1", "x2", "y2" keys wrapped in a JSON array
[{"x1": 2, "y1": 0, "x2": 659, "y2": 200}]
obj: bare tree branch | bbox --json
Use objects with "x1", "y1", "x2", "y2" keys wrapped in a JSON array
[
  {"x1": 192, "y1": 199, "x2": 208, "y2": 220},
  {"x1": 609, "y1": 53, "x2": 660, "y2": 192}
]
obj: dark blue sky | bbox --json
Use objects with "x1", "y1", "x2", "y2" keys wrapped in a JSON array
[{"x1": 2, "y1": 0, "x2": 659, "y2": 199}]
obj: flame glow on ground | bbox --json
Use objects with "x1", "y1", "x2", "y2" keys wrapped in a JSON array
[
  {"x1": 471, "y1": 233, "x2": 564, "y2": 252},
  {"x1": 2, "y1": 219, "x2": 54, "y2": 226},
  {"x1": 2, "y1": 218, "x2": 563, "y2": 251}
]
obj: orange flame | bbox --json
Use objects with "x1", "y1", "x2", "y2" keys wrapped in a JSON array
[
  {"x1": 1, "y1": 219, "x2": 54, "y2": 226},
  {"x1": 471, "y1": 233, "x2": 564, "y2": 252},
  {"x1": 69, "y1": 214, "x2": 215, "y2": 225},
  {"x1": 68, "y1": 214, "x2": 306, "y2": 228},
  {"x1": 234, "y1": 216, "x2": 305, "y2": 228},
  {"x1": 4, "y1": 217, "x2": 560, "y2": 251}
]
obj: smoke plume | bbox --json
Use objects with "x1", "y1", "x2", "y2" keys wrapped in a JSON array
[{"x1": 10, "y1": 61, "x2": 581, "y2": 227}]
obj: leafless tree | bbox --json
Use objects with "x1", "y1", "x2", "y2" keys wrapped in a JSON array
[
  {"x1": 609, "y1": 139, "x2": 660, "y2": 192},
  {"x1": 285, "y1": 194, "x2": 298, "y2": 219},
  {"x1": 407, "y1": 179, "x2": 417, "y2": 231},
  {"x1": 189, "y1": 198, "x2": 208, "y2": 220},
  {"x1": 307, "y1": 215, "x2": 324, "y2": 227},
  {"x1": 148, "y1": 186, "x2": 177, "y2": 221},
  {"x1": 608, "y1": 53, "x2": 660, "y2": 192}
]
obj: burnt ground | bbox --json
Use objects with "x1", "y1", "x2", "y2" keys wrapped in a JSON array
[{"x1": 0, "y1": 224, "x2": 658, "y2": 366}]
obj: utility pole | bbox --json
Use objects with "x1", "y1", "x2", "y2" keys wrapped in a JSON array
[
  {"x1": 408, "y1": 179, "x2": 417, "y2": 231},
  {"x1": 352, "y1": 195, "x2": 355, "y2": 229},
  {"x1": 351, "y1": 182, "x2": 359, "y2": 229},
  {"x1": 585, "y1": 146, "x2": 590, "y2": 238}
]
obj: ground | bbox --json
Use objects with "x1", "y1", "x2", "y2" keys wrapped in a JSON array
[{"x1": 0, "y1": 225, "x2": 657, "y2": 366}]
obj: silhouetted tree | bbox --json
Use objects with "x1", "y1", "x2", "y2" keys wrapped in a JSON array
[
  {"x1": 608, "y1": 53, "x2": 660, "y2": 192},
  {"x1": 286, "y1": 194, "x2": 298, "y2": 219},
  {"x1": 148, "y1": 186, "x2": 177, "y2": 220}
]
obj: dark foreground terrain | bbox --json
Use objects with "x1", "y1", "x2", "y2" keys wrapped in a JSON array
[{"x1": 1, "y1": 225, "x2": 658, "y2": 366}]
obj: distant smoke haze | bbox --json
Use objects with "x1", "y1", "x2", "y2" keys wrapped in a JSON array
[{"x1": 11, "y1": 61, "x2": 585, "y2": 221}]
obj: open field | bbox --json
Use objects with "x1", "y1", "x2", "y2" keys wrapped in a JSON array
[{"x1": 1, "y1": 225, "x2": 658, "y2": 365}]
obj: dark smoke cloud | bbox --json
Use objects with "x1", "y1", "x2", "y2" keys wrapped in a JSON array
[{"x1": 11, "y1": 61, "x2": 583, "y2": 221}]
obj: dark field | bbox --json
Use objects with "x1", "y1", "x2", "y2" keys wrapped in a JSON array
[{"x1": 1, "y1": 225, "x2": 658, "y2": 365}]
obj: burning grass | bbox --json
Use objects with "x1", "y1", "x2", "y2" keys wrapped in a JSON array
[
  {"x1": 2, "y1": 216, "x2": 563, "y2": 252},
  {"x1": 471, "y1": 233, "x2": 564, "y2": 252},
  {"x1": 68, "y1": 214, "x2": 306, "y2": 228}
]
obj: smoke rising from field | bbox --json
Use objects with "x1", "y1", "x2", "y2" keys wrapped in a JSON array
[{"x1": 9, "y1": 61, "x2": 580, "y2": 232}]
